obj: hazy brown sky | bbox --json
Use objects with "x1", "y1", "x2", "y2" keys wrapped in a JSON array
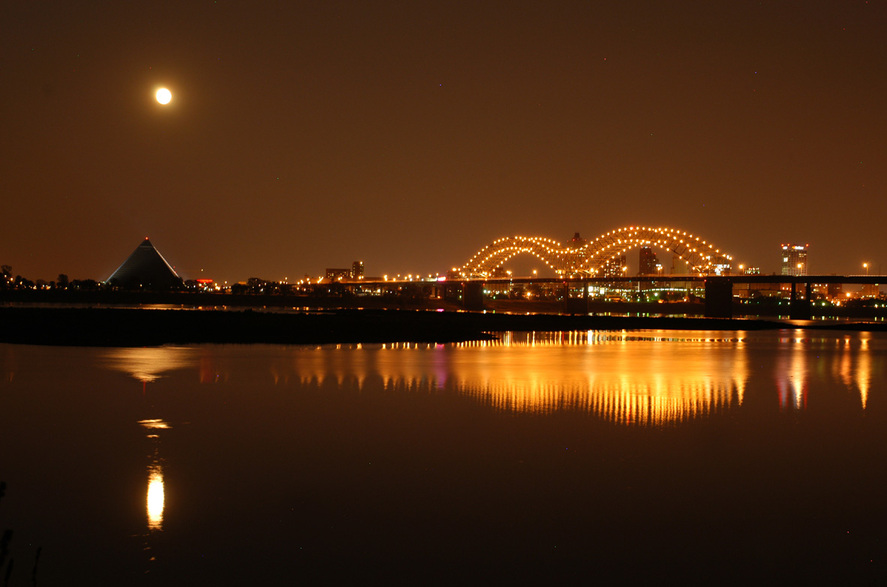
[{"x1": 2, "y1": 1, "x2": 885, "y2": 282}]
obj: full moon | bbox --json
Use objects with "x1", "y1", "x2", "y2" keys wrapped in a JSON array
[{"x1": 155, "y1": 88, "x2": 172, "y2": 105}]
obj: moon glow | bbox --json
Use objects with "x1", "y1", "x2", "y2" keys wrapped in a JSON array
[{"x1": 155, "y1": 88, "x2": 172, "y2": 105}]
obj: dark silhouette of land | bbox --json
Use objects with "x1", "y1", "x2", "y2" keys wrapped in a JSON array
[{"x1": 1, "y1": 304, "x2": 885, "y2": 347}]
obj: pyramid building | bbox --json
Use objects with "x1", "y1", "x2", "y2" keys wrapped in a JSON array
[{"x1": 107, "y1": 238, "x2": 183, "y2": 289}]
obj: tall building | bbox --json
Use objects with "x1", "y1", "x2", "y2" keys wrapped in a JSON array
[
  {"x1": 781, "y1": 244, "x2": 809, "y2": 276},
  {"x1": 638, "y1": 246, "x2": 660, "y2": 276},
  {"x1": 565, "y1": 232, "x2": 587, "y2": 275},
  {"x1": 352, "y1": 261, "x2": 365, "y2": 279}
]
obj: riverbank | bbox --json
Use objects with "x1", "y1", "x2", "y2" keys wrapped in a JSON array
[{"x1": 2, "y1": 306, "x2": 885, "y2": 346}]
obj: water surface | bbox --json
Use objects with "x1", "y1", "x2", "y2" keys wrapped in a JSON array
[{"x1": 1, "y1": 330, "x2": 885, "y2": 583}]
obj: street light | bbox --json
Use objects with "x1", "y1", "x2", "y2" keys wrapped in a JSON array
[{"x1": 863, "y1": 263, "x2": 871, "y2": 298}]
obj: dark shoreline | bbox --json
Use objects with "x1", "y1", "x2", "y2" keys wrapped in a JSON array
[{"x1": 1, "y1": 305, "x2": 885, "y2": 347}]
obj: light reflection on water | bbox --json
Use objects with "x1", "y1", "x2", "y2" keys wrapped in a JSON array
[
  {"x1": 281, "y1": 331, "x2": 749, "y2": 425},
  {"x1": 443, "y1": 331, "x2": 749, "y2": 424},
  {"x1": 138, "y1": 420, "x2": 169, "y2": 533},
  {"x1": 87, "y1": 329, "x2": 880, "y2": 558},
  {"x1": 1, "y1": 330, "x2": 885, "y2": 583},
  {"x1": 146, "y1": 463, "x2": 164, "y2": 531},
  {"x1": 301, "y1": 330, "x2": 874, "y2": 422},
  {"x1": 88, "y1": 330, "x2": 878, "y2": 427},
  {"x1": 101, "y1": 347, "x2": 196, "y2": 383}
]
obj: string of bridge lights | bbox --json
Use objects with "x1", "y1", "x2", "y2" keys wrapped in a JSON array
[{"x1": 458, "y1": 226, "x2": 734, "y2": 278}]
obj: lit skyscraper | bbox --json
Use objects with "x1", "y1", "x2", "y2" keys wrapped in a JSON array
[
  {"x1": 781, "y1": 244, "x2": 808, "y2": 276},
  {"x1": 638, "y1": 246, "x2": 660, "y2": 275}
]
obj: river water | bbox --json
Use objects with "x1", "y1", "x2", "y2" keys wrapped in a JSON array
[{"x1": 1, "y1": 330, "x2": 886, "y2": 584}]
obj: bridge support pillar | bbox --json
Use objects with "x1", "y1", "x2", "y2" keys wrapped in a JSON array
[
  {"x1": 789, "y1": 281, "x2": 812, "y2": 320},
  {"x1": 563, "y1": 279, "x2": 589, "y2": 315},
  {"x1": 442, "y1": 282, "x2": 462, "y2": 303},
  {"x1": 462, "y1": 281, "x2": 485, "y2": 311},
  {"x1": 704, "y1": 278, "x2": 733, "y2": 318}
]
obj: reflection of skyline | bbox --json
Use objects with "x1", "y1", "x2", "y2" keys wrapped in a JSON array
[
  {"x1": 443, "y1": 333, "x2": 750, "y2": 425},
  {"x1": 75, "y1": 330, "x2": 883, "y2": 429},
  {"x1": 775, "y1": 331, "x2": 877, "y2": 411},
  {"x1": 776, "y1": 342, "x2": 808, "y2": 411},
  {"x1": 260, "y1": 332, "x2": 754, "y2": 426},
  {"x1": 838, "y1": 332, "x2": 873, "y2": 410}
]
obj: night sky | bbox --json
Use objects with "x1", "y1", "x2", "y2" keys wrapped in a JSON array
[{"x1": 2, "y1": 1, "x2": 885, "y2": 283}]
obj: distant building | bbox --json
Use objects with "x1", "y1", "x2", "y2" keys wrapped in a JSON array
[
  {"x1": 671, "y1": 257, "x2": 689, "y2": 274},
  {"x1": 565, "y1": 233, "x2": 587, "y2": 275},
  {"x1": 325, "y1": 268, "x2": 351, "y2": 281},
  {"x1": 107, "y1": 238, "x2": 183, "y2": 290},
  {"x1": 193, "y1": 278, "x2": 215, "y2": 292},
  {"x1": 638, "y1": 246, "x2": 660, "y2": 276},
  {"x1": 733, "y1": 266, "x2": 760, "y2": 299},
  {"x1": 781, "y1": 243, "x2": 809, "y2": 276},
  {"x1": 601, "y1": 255, "x2": 627, "y2": 278},
  {"x1": 326, "y1": 261, "x2": 366, "y2": 281}
]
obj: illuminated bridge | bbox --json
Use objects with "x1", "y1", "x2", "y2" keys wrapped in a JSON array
[
  {"x1": 308, "y1": 225, "x2": 884, "y2": 322},
  {"x1": 456, "y1": 226, "x2": 734, "y2": 278}
]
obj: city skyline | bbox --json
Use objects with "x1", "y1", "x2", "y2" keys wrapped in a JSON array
[
  {"x1": 2, "y1": 2, "x2": 885, "y2": 283},
  {"x1": 3, "y1": 228, "x2": 884, "y2": 286}
]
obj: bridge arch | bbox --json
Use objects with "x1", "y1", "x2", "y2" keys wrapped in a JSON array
[
  {"x1": 457, "y1": 226, "x2": 734, "y2": 277},
  {"x1": 459, "y1": 236, "x2": 573, "y2": 277},
  {"x1": 581, "y1": 226, "x2": 733, "y2": 275}
]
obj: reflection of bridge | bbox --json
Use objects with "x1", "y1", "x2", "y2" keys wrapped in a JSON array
[{"x1": 457, "y1": 227, "x2": 734, "y2": 278}]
